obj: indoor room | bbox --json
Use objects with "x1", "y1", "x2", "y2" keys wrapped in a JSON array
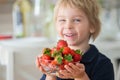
[{"x1": 0, "y1": 0, "x2": 120, "y2": 80}]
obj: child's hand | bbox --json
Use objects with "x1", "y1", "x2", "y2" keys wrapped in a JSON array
[
  {"x1": 56, "y1": 62, "x2": 89, "y2": 80},
  {"x1": 36, "y1": 56, "x2": 46, "y2": 73},
  {"x1": 36, "y1": 56, "x2": 50, "y2": 74},
  {"x1": 36, "y1": 56, "x2": 57, "y2": 80}
]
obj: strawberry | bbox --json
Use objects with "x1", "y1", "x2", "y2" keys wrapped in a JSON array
[
  {"x1": 75, "y1": 49, "x2": 82, "y2": 55},
  {"x1": 62, "y1": 47, "x2": 71, "y2": 55},
  {"x1": 70, "y1": 49, "x2": 76, "y2": 56},
  {"x1": 54, "y1": 55, "x2": 63, "y2": 65},
  {"x1": 42, "y1": 48, "x2": 51, "y2": 56},
  {"x1": 73, "y1": 53, "x2": 82, "y2": 62},
  {"x1": 57, "y1": 40, "x2": 68, "y2": 48},
  {"x1": 51, "y1": 47, "x2": 58, "y2": 55},
  {"x1": 63, "y1": 59, "x2": 70, "y2": 65},
  {"x1": 59, "y1": 59, "x2": 70, "y2": 70},
  {"x1": 42, "y1": 55, "x2": 52, "y2": 60},
  {"x1": 51, "y1": 47, "x2": 62, "y2": 58},
  {"x1": 39, "y1": 39, "x2": 83, "y2": 71},
  {"x1": 50, "y1": 60, "x2": 58, "y2": 65},
  {"x1": 59, "y1": 64, "x2": 65, "y2": 70},
  {"x1": 64, "y1": 54, "x2": 73, "y2": 62}
]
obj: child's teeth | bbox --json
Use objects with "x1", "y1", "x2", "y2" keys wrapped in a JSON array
[{"x1": 66, "y1": 34, "x2": 73, "y2": 36}]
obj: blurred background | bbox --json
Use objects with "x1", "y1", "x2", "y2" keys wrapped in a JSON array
[{"x1": 0, "y1": 0, "x2": 120, "y2": 80}]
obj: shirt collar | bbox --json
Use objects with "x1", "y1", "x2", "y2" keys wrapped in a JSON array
[{"x1": 81, "y1": 44, "x2": 99, "y2": 63}]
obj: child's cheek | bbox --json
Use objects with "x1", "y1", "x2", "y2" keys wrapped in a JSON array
[
  {"x1": 59, "y1": 32, "x2": 64, "y2": 38},
  {"x1": 55, "y1": 23, "x2": 64, "y2": 37},
  {"x1": 56, "y1": 28, "x2": 63, "y2": 38}
]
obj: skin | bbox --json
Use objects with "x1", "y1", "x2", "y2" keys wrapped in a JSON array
[
  {"x1": 36, "y1": 7, "x2": 95, "y2": 80},
  {"x1": 55, "y1": 7, "x2": 94, "y2": 51}
]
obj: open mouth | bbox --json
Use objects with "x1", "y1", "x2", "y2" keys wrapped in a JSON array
[
  {"x1": 65, "y1": 33, "x2": 73, "y2": 37},
  {"x1": 64, "y1": 33, "x2": 76, "y2": 38}
]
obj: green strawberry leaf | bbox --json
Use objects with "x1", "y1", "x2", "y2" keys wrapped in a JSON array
[
  {"x1": 43, "y1": 48, "x2": 51, "y2": 56},
  {"x1": 64, "y1": 54, "x2": 73, "y2": 62},
  {"x1": 75, "y1": 49, "x2": 83, "y2": 56},
  {"x1": 55, "y1": 55, "x2": 63, "y2": 64},
  {"x1": 75, "y1": 49, "x2": 81, "y2": 54},
  {"x1": 51, "y1": 51, "x2": 62, "y2": 57},
  {"x1": 59, "y1": 47, "x2": 64, "y2": 52}
]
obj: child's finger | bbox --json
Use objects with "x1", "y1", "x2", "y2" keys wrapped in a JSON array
[
  {"x1": 76, "y1": 62, "x2": 84, "y2": 68},
  {"x1": 64, "y1": 64, "x2": 75, "y2": 73},
  {"x1": 57, "y1": 70, "x2": 74, "y2": 79},
  {"x1": 75, "y1": 63, "x2": 85, "y2": 72},
  {"x1": 35, "y1": 56, "x2": 40, "y2": 67},
  {"x1": 66, "y1": 63, "x2": 79, "y2": 71}
]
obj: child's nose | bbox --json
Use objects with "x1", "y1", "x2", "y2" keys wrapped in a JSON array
[{"x1": 64, "y1": 21, "x2": 73, "y2": 29}]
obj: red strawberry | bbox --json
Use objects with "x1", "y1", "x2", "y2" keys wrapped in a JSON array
[
  {"x1": 73, "y1": 54, "x2": 82, "y2": 62},
  {"x1": 50, "y1": 55, "x2": 63, "y2": 65},
  {"x1": 62, "y1": 47, "x2": 71, "y2": 55},
  {"x1": 70, "y1": 49, "x2": 76, "y2": 56},
  {"x1": 39, "y1": 39, "x2": 83, "y2": 71},
  {"x1": 51, "y1": 47, "x2": 60, "y2": 53},
  {"x1": 51, "y1": 47, "x2": 62, "y2": 57},
  {"x1": 57, "y1": 40, "x2": 68, "y2": 48},
  {"x1": 63, "y1": 59, "x2": 70, "y2": 65},
  {"x1": 59, "y1": 64, "x2": 65, "y2": 70},
  {"x1": 54, "y1": 55, "x2": 63, "y2": 65},
  {"x1": 42, "y1": 55, "x2": 52, "y2": 60},
  {"x1": 42, "y1": 48, "x2": 51, "y2": 56},
  {"x1": 59, "y1": 59, "x2": 71, "y2": 70},
  {"x1": 50, "y1": 60, "x2": 58, "y2": 65},
  {"x1": 51, "y1": 47, "x2": 57, "y2": 54}
]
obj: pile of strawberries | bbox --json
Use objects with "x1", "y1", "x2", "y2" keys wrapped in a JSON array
[{"x1": 40, "y1": 39, "x2": 83, "y2": 70}]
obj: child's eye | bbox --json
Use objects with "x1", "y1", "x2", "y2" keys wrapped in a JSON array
[
  {"x1": 59, "y1": 19, "x2": 66, "y2": 22},
  {"x1": 73, "y1": 19, "x2": 81, "y2": 22}
]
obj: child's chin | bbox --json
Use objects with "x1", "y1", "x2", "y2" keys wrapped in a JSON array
[
  {"x1": 64, "y1": 40, "x2": 76, "y2": 46},
  {"x1": 68, "y1": 42, "x2": 76, "y2": 46}
]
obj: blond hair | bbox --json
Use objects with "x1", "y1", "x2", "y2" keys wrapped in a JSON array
[{"x1": 54, "y1": 0, "x2": 101, "y2": 41}]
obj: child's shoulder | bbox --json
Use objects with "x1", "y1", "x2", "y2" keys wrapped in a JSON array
[
  {"x1": 90, "y1": 44, "x2": 113, "y2": 67},
  {"x1": 85, "y1": 45, "x2": 114, "y2": 80},
  {"x1": 83, "y1": 44, "x2": 112, "y2": 64},
  {"x1": 97, "y1": 51, "x2": 112, "y2": 65}
]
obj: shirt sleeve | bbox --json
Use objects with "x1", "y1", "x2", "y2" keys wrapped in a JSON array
[
  {"x1": 40, "y1": 74, "x2": 62, "y2": 80},
  {"x1": 40, "y1": 74, "x2": 46, "y2": 80},
  {"x1": 91, "y1": 59, "x2": 114, "y2": 80}
]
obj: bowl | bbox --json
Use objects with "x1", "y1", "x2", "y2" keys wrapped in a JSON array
[
  {"x1": 39, "y1": 57, "x2": 60, "y2": 75},
  {"x1": 39, "y1": 57, "x2": 80, "y2": 75}
]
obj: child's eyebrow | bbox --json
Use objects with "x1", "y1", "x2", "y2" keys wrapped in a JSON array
[{"x1": 57, "y1": 15, "x2": 84, "y2": 18}]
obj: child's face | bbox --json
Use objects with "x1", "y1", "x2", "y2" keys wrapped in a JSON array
[{"x1": 55, "y1": 7, "x2": 93, "y2": 47}]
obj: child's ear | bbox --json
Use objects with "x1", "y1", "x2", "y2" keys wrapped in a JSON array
[{"x1": 90, "y1": 26, "x2": 95, "y2": 34}]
